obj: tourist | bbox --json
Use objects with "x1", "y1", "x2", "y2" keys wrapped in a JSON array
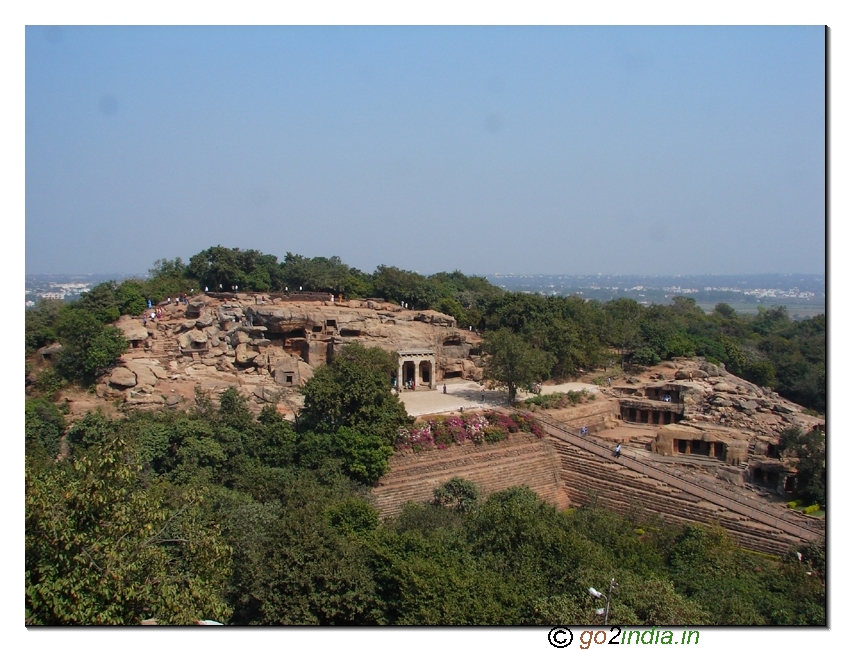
[
  {"x1": 606, "y1": 377, "x2": 612, "y2": 387},
  {"x1": 614, "y1": 444, "x2": 621, "y2": 458},
  {"x1": 443, "y1": 384, "x2": 447, "y2": 394}
]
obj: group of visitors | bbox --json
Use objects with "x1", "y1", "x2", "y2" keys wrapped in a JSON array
[{"x1": 143, "y1": 307, "x2": 164, "y2": 325}]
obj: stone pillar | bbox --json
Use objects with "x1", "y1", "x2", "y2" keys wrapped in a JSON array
[
  {"x1": 708, "y1": 441, "x2": 715, "y2": 457},
  {"x1": 398, "y1": 359, "x2": 404, "y2": 391},
  {"x1": 414, "y1": 359, "x2": 421, "y2": 389},
  {"x1": 685, "y1": 440, "x2": 692, "y2": 455}
]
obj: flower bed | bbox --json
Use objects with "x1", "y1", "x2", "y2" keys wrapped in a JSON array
[{"x1": 395, "y1": 410, "x2": 543, "y2": 452}]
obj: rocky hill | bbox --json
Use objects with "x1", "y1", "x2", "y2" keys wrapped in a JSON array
[{"x1": 84, "y1": 294, "x2": 483, "y2": 416}]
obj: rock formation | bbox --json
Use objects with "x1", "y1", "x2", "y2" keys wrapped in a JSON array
[{"x1": 92, "y1": 294, "x2": 484, "y2": 413}]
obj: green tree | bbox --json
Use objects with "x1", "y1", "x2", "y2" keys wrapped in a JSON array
[
  {"x1": 482, "y1": 329, "x2": 553, "y2": 402},
  {"x1": 54, "y1": 310, "x2": 128, "y2": 382},
  {"x1": 297, "y1": 343, "x2": 411, "y2": 483},
  {"x1": 779, "y1": 426, "x2": 825, "y2": 507},
  {"x1": 26, "y1": 436, "x2": 232, "y2": 624},
  {"x1": 433, "y1": 477, "x2": 480, "y2": 513},
  {"x1": 603, "y1": 298, "x2": 644, "y2": 368},
  {"x1": 25, "y1": 299, "x2": 65, "y2": 353},
  {"x1": 25, "y1": 398, "x2": 66, "y2": 462}
]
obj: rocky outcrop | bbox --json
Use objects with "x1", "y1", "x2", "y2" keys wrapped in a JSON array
[
  {"x1": 114, "y1": 315, "x2": 148, "y2": 342},
  {"x1": 109, "y1": 367, "x2": 137, "y2": 388},
  {"x1": 95, "y1": 295, "x2": 480, "y2": 413}
]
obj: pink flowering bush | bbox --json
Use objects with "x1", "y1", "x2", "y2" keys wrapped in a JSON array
[
  {"x1": 395, "y1": 422, "x2": 435, "y2": 451},
  {"x1": 396, "y1": 411, "x2": 542, "y2": 452}
]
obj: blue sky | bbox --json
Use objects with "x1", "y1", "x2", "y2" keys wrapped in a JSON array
[{"x1": 26, "y1": 25, "x2": 825, "y2": 276}]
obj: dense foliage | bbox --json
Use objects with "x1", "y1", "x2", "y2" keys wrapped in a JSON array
[
  {"x1": 25, "y1": 369, "x2": 825, "y2": 625},
  {"x1": 27, "y1": 246, "x2": 824, "y2": 412}
]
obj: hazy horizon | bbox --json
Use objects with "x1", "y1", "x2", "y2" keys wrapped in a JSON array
[{"x1": 26, "y1": 26, "x2": 825, "y2": 277}]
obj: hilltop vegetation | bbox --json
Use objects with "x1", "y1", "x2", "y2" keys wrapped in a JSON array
[
  {"x1": 26, "y1": 246, "x2": 824, "y2": 413},
  {"x1": 26, "y1": 361, "x2": 825, "y2": 625}
]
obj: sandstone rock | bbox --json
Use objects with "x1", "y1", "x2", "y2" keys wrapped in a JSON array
[
  {"x1": 700, "y1": 362, "x2": 724, "y2": 377},
  {"x1": 187, "y1": 329, "x2": 208, "y2": 345},
  {"x1": 231, "y1": 330, "x2": 251, "y2": 345},
  {"x1": 235, "y1": 343, "x2": 258, "y2": 364},
  {"x1": 125, "y1": 362, "x2": 158, "y2": 387},
  {"x1": 124, "y1": 392, "x2": 162, "y2": 406},
  {"x1": 186, "y1": 300, "x2": 207, "y2": 319},
  {"x1": 109, "y1": 367, "x2": 137, "y2": 388},
  {"x1": 253, "y1": 385, "x2": 280, "y2": 402},
  {"x1": 252, "y1": 338, "x2": 271, "y2": 347},
  {"x1": 180, "y1": 320, "x2": 197, "y2": 331},
  {"x1": 773, "y1": 403, "x2": 797, "y2": 414},
  {"x1": 149, "y1": 364, "x2": 169, "y2": 379},
  {"x1": 114, "y1": 315, "x2": 149, "y2": 342},
  {"x1": 166, "y1": 394, "x2": 180, "y2": 407},
  {"x1": 715, "y1": 466, "x2": 745, "y2": 486},
  {"x1": 37, "y1": 343, "x2": 63, "y2": 358},
  {"x1": 675, "y1": 369, "x2": 708, "y2": 380},
  {"x1": 196, "y1": 312, "x2": 215, "y2": 328}
]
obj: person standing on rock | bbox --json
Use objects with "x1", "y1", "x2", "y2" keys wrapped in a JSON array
[
  {"x1": 443, "y1": 384, "x2": 447, "y2": 394},
  {"x1": 614, "y1": 444, "x2": 621, "y2": 458}
]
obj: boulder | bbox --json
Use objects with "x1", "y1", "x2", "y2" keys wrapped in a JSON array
[
  {"x1": 150, "y1": 365, "x2": 170, "y2": 379},
  {"x1": 186, "y1": 300, "x2": 207, "y2": 319},
  {"x1": 125, "y1": 362, "x2": 158, "y2": 387},
  {"x1": 675, "y1": 369, "x2": 708, "y2": 380},
  {"x1": 196, "y1": 312, "x2": 216, "y2": 328},
  {"x1": 699, "y1": 361, "x2": 724, "y2": 377},
  {"x1": 187, "y1": 329, "x2": 208, "y2": 345},
  {"x1": 114, "y1": 315, "x2": 149, "y2": 342},
  {"x1": 253, "y1": 385, "x2": 280, "y2": 402},
  {"x1": 235, "y1": 343, "x2": 258, "y2": 364},
  {"x1": 109, "y1": 367, "x2": 137, "y2": 388},
  {"x1": 231, "y1": 330, "x2": 252, "y2": 345},
  {"x1": 37, "y1": 343, "x2": 63, "y2": 359}
]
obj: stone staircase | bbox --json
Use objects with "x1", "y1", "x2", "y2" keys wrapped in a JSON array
[
  {"x1": 534, "y1": 412, "x2": 822, "y2": 556},
  {"x1": 372, "y1": 432, "x2": 570, "y2": 518},
  {"x1": 147, "y1": 335, "x2": 180, "y2": 364}
]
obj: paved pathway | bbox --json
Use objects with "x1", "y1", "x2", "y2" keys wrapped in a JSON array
[{"x1": 398, "y1": 381, "x2": 600, "y2": 417}]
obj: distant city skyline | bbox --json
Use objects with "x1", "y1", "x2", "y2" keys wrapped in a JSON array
[{"x1": 26, "y1": 25, "x2": 825, "y2": 277}]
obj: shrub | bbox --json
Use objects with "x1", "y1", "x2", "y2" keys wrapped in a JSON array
[
  {"x1": 803, "y1": 504, "x2": 820, "y2": 515},
  {"x1": 484, "y1": 427, "x2": 506, "y2": 443}
]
